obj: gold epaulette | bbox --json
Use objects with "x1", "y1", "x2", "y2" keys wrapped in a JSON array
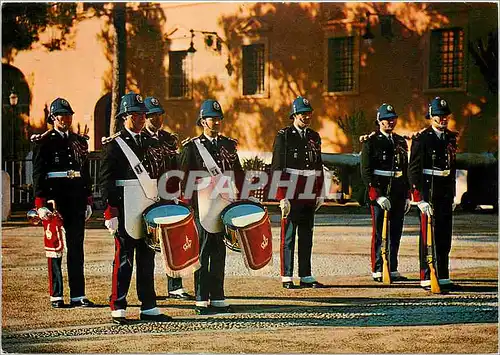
[
  {"x1": 101, "y1": 131, "x2": 121, "y2": 145},
  {"x1": 181, "y1": 137, "x2": 192, "y2": 146},
  {"x1": 359, "y1": 131, "x2": 376, "y2": 143},
  {"x1": 30, "y1": 130, "x2": 50, "y2": 142},
  {"x1": 406, "y1": 127, "x2": 427, "y2": 140},
  {"x1": 225, "y1": 135, "x2": 238, "y2": 145}
]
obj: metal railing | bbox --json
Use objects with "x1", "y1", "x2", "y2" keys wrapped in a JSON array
[{"x1": 3, "y1": 152, "x2": 103, "y2": 208}]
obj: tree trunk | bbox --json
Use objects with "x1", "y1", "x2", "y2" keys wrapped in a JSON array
[{"x1": 110, "y1": 3, "x2": 127, "y2": 135}]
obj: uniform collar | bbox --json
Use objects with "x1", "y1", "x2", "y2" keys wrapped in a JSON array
[
  {"x1": 54, "y1": 128, "x2": 69, "y2": 138},
  {"x1": 203, "y1": 133, "x2": 218, "y2": 143},
  {"x1": 431, "y1": 126, "x2": 445, "y2": 139},
  {"x1": 292, "y1": 123, "x2": 307, "y2": 137},
  {"x1": 124, "y1": 126, "x2": 141, "y2": 140},
  {"x1": 379, "y1": 130, "x2": 392, "y2": 139},
  {"x1": 145, "y1": 127, "x2": 159, "y2": 138}
]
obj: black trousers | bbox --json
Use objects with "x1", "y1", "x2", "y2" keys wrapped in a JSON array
[
  {"x1": 167, "y1": 276, "x2": 183, "y2": 292},
  {"x1": 280, "y1": 202, "x2": 315, "y2": 278},
  {"x1": 110, "y1": 229, "x2": 157, "y2": 311},
  {"x1": 370, "y1": 196, "x2": 405, "y2": 275},
  {"x1": 194, "y1": 218, "x2": 226, "y2": 303},
  {"x1": 418, "y1": 195, "x2": 453, "y2": 281},
  {"x1": 47, "y1": 198, "x2": 86, "y2": 299}
]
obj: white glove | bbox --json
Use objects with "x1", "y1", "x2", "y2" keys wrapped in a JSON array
[
  {"x1": 315, "y1": 197, "x2": 325, "y2": 212},
  {"x1": 376, "y1": 196, "x2": 391, "y2": 211},
  {"x1": 404, "y1": 199, "x2": 411, "y2": 215},
  {"x1": 104, "y1": 217, "x2": 119, "y2": 235},
  {"x1": 248, "y1": 196, "x2": 260, "y2": 203},
  {"x1": 417, "y1": 201, "x2": 433, "y2": 217},
  {"x1": 85, "y1": 205, "x2": 93, "y2": 221},
  {"x1": 279, "y1": 198, "x2": 291, "y2": 218},
  {"x1": 37, "y1": 207, "x2": 52, "y2": 220}
]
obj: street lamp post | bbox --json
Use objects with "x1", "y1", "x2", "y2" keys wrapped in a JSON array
[{"x1": 9, "y1": 89, "x2": 19, "y2": 159}]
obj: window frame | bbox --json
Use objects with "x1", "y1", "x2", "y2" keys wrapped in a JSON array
[
  {"x1": 239, "y1": 37, "x2": 270, "y2": 99},
  {"x1": 166, "y1": 50, "x2": 193, "y2": 101},
  {"x1": 323, "y1": 33, "x2": 360, "y2": 96},
  {"x1": 424, "y1": 26, "x2": 468, "y2": 93}
]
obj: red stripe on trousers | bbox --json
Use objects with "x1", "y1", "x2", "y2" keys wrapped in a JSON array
[{"x1": 110, "y1": 237, "x2": 121, "y2": 310}]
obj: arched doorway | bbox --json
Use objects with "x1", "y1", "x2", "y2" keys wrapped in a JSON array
[
  {"x1": 93, "y1": 92, "x2": 111, "y2": 151},
  {"x1": 2, "y1": 63, "x2": 31, "y2": 161}
]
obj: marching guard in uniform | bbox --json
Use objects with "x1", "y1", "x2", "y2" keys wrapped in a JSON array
[
  {"x1": 360, "y1": 104, "x2": 411, "y2": 283},
  {"x1": 142, "y1": 96, "x2": 194, "y2": 300},
  {"x1": 99, "y1": 92, "x2": 172, "y2": 324},
  {"x1": 409, "y1": 97, "x2": 458, "y2": 291},
  {"x1": 179, "y1": 99, "x2": 244, "y2": 315},
  {"x1": 32, "y1": 97, "x2": 95, "y2": 308},
  {"x1": 271, "y1": 96, "x2": 325, "y2": 289}
]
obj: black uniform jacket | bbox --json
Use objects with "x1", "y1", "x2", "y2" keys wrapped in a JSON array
[
  {"x1": 360, "y1": 130, "x2": 409, "y2": 201},
  {"x1": 179, "y1": 133, "x2": 244, "y2": 198},
  {"x1": 408, "y1": 126, "x2": 457, "y2": 200},
  {"x1": 32, "y1": 129, "x2": 92, "y2": 209},
  {"x1": 270, "y1": 125, "x2": 323, "y2": 201},
  {"x1": 99, "y1": 129, "x2": 156, "y2": 208}
]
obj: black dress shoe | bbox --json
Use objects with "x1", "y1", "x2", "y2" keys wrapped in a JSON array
[
  {"x1": 112, "y1": 317, "x2": 130, "y2": 325},
  {"x1": 299, "y1": 281, "x2": 325, "y2": 288},
  {"x1": 282, "y1": 281, "x2": 295, "y2": 289},
  {"x1": 392, "y1": 275, "x2": 408, "y2": 282},
  {"x1": 211, "y1": 305, "x2": 233, "y2": 314},
  {"x1": 441, "y1": 283, "x2": 461, "y2": 291},
  {"x1": 140, "y1": 313, "x2": 173, "y2": 322},
  {"x1": 51, "y1": 300, "x2": 65, "y2": 308},
  {"x1": 195, "y1": 306, "x2": 213, "y2": 315},
  {"x1": 373, "y1": 277, "x2": 382, "y2": 282},
  {"x1": 70, "y1": 298, "x2": 95, "y2": 308},
  {"x1": 168, "y1": 292, "x2": 194, "y2": 300}
]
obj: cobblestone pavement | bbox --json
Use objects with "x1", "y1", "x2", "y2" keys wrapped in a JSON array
[{"x1": 2, "y1": 211, "x2": 497, "y2": 353}]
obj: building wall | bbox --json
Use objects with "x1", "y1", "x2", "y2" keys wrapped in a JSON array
[{"x1": 7, "y1": 2, "x2": 498, "y2": 154}]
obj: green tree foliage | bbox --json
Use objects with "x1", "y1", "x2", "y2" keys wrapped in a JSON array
[
  {"x1": 469, "y1": 30, "x2": 498, "y2": 94},
  {"x1": 2, "y1": 3, "x2": 79, "y2": 59}
]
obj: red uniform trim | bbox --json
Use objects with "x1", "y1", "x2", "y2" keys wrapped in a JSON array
[
  {"x1": 368, "y1": 186, "x2": 379, "y2": 201},
  {"x1": 35, "y1": 197, "x2": 46, "y2": 209},
  {"x1": 412, "y1": 188, "x2": 422, "y2": 202},
  {"x1": 104, "y1": 205, "x2": 119, "y2": 220}
]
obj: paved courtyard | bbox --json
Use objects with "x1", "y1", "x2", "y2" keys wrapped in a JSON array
[{"x1": 1, "y1": 209, "x2": 497, "y2": 353}]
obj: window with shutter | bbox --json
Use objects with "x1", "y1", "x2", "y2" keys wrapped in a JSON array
[
  {"x1": 168, "y1": 51, "x2": 191, "y2": 99},
  {"x1": 327, "y1": 37, "x2": 354, "y2": 93},
  {"x1": 242, "y1": 43, "x2": 265, "y2": 96}
]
